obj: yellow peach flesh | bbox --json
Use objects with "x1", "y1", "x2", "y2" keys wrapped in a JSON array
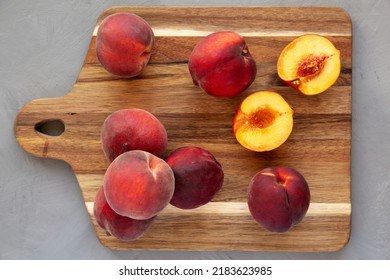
[
  {"x1": 277, "y1": 34, "x2": 341, "y2": 95},
  {"x1": 233, "y1": 91, "x2": 293, "y2": 152}
]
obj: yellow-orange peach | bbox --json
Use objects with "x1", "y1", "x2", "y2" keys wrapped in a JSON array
[
  {"x1": 277, "y1": 34, "x2": 340, "y2": 95},
  {"x1": 233, "y1": 91, "x2": 293, "y2": 152}
]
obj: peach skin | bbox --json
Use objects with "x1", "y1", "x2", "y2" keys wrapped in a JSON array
[
  {"x1": 93, "y1": 186, "x2": 156, "y2": 241},
  {"x1": 96, "y1": 12, "x2": 154, "y2": 77},
  {"x1": 103, "y1": 150, "x2": 175, "y2": 220},
  {"x1": 248, "y1": 166, "x2": 311, "y2": 233},
  {"x1": 188, "y1": 31, "x2": 257, "y2": 98}
]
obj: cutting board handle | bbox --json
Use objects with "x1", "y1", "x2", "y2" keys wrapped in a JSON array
[{"x1": 14, "y1": 96, "x2": 71, "y2": 161}]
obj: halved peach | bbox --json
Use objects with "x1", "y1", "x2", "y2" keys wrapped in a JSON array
[
  {"x1": 233, "y1": 91, "x2": 293, "y2": 152},
  {"x1": 277, "y1": 34, "x2": 340, "y2": 95}
]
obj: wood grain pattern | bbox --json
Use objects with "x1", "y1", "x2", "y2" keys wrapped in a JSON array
[{"x1": 14, "y1": 6, "x2": 352, "y2": 251}]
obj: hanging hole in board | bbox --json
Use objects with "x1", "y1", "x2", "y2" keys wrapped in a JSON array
[{"x1": 34, "y1": 119, "x2": 65, "y2": 137}]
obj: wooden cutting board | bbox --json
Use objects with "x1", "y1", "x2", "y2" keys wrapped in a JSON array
[{"x1": 14, "y1": 6, "x2": 352, "y2": 251}]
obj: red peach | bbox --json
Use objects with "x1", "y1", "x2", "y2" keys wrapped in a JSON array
[
  {"x1": 188, "y1": 31, "x2": 257, "y2": 98},
  {"x1": 101, "y1": 108, "x2": 168, "y2": 162},
  {"x1": 164, "y1": 146, "x2": 224, "y2": 209},
  {"x1": 96, "y1": 12, "x2": 154, "y2": 77},
  {"x1": 247, "y1": 166, "x2": 310, "y2": 233},
  {"x1": 103, "y1": 150, "x2": 175, "y2": 220},
  {"x1": 93, "y1": 186, "x2": 155, "y2": 241}
]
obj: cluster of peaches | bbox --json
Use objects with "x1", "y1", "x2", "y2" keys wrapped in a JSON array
[
  {"x1": 95, "y1": 108, "x2": 224, "y2": 241},
  {"x1": 93, "y1": 12, "x2": 341, "y2": 240}
]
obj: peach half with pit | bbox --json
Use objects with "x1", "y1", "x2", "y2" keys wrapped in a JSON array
[
  {"x1": 188, "y1": 31, "x2": 257, "y2": 98},
  {"x1": 96, "y1": 12, "x2": 154, "y2": 77},
  {"x1": 277, "y1": 34, "x2": 341, "y2": 95},
  {"x1": 247, "y1": 166, "x2": 311, "y2": 233},
  {"x1": 232, "y1": 91, "x2": 293, "y2": 152}
]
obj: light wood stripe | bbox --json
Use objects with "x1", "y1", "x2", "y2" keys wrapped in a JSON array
[
  {"x1": 93, "y1": 26, "x2": 351, "y2": 37},
  {"x1": 85, "y1": 201, "x2": 351, "y2": 216}
]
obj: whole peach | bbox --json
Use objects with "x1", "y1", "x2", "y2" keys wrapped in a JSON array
[
  {"x1": 188, "y1": 31, "x2": 257, "y2": 98},
  {"x1": 96, "y1": 12, "x2": 154, "y2": 77},
  {"x1": 164, "y1": 146, "x2": 224, "y2": 209},
  {"x1": 101, "y1": 108, "x2": 168, "y2": 162},
  {"x1": 247, "y1": 166, "x2": 310, "y2": 233},
  {"x1": 103, "y1": 150, "x2": 175, "y2": 220},
  {"x1": 93, "y1": 186, "x2": 155, "y2": 241}
]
